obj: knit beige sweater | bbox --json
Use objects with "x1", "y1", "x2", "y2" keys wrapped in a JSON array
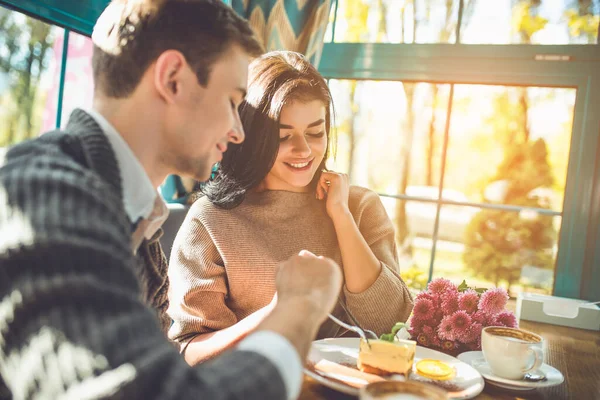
[{"x1": 167, "y1": 186, "x2": 414, "y2": 344}]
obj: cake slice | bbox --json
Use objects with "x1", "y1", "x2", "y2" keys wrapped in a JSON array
[{"x1": 357, "y1": 338, "x2": 417, "y2": 377}]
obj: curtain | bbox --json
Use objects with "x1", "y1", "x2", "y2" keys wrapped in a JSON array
[{"x1": 231, "y1": 0, "x2": 333, "y2": 66}]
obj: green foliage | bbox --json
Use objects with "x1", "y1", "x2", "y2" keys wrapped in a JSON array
[
  {"x1": 463, "y1": 139, "x2": 557, "y2": 289},
  {"x1": 400, "y1": 265, "x2": 428, "y2": 292},
  {"x1": 0, "y1": 10, "x2": 55, "y2": 147},
  {"x1": 457, "y1": 279, "x2": 487, "y2": 294},
  {"x1": 512, "y1": 2, "x2": 548, "y2": 41},
  {"x1": 380, "y1": 322, "x2": 405, "y2": 342},
  {"x1": 342, "y1": 0, "x2": 369, "y2": 42},
  {"x1": 565, "y1": 9, "x2": 599, "y2": 43}
]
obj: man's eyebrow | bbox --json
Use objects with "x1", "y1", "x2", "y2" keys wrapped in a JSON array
[{"x1": 280, "y1": 118, "x2": 325, "y2": 129}]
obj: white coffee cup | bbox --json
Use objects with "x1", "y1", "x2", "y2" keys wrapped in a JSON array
[{"x1": 481, "y1": 326, "x2": 544, "y2": 380}]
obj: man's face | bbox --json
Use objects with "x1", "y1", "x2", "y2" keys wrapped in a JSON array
[{"x1": 162, "y1": 44, "x2": 249, "y2": 181}]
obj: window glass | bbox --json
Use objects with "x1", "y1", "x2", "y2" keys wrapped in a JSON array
[
  {"x1": 327, "y1": 80, "x2": 450, "y2": 194},
  {"x1": 332, "y1": 0, "x2": 460, "y2": 43},
  {"x1": 60, "y1": 31, "x2": 94, "y2": 127},
  {"x1": 460, "y1": 0, "x2": 599, "y2": 44},
  {"x1": 0, "y1": 7, "x2": 61, "y2": 148},
  {"x1": 445, "y1": 85, "x2": 575, "y2": 212},
  {"x1": 432, "y1": 205, "x2": 560, "y2": 295},
  {"x1": 329, "y1": 78, "x2": 571, "y2": 296}
]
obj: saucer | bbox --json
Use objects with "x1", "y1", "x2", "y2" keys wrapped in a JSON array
[{"x1": 457, "y1": 351, "x2": 564, "y2": 391}]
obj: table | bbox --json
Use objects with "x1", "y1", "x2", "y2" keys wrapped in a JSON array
[{"x1": 299, "y1": 320, "x2": 600, "y2": 400}]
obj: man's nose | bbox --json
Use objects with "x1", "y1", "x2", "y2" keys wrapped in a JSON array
[
  {"x1": 229, "y1": 126, "x2": 244, "y2": 144},
  {"x1": 229, "y1": 112, "x2": 245, "y2": 144}
]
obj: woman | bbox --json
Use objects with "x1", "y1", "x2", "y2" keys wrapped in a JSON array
[{"x1": 167, "y1": 51, "x2": 413, "y2": 365}]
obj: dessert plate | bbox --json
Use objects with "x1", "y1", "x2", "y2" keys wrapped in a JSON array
[
  {"x1": 304, "y1": 337, "x2": 484, "y2": 399},
  {"x1": 457, "y1": 351, "x2": 564, "y2": 391}
]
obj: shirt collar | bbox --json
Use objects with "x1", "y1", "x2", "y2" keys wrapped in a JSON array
[{"x1": 85, "y1": 109, "x2": 168, "y2": 246}]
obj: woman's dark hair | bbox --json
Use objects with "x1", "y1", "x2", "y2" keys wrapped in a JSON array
[{"x1": 200, "y1": 50, "x2": 335, "y2": 209}]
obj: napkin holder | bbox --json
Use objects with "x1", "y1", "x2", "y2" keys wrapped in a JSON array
[{"x1": 516, "y1": 293, "x2": 600, "y2": 331}]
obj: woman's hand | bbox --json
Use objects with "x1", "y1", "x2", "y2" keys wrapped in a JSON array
[{"x1": 317, "y1": 170, "x2": 350, "y2": 221}]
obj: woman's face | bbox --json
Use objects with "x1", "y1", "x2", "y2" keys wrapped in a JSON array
[{"x1": 262, "y1": 99, "x2": 327, "y2": 192}]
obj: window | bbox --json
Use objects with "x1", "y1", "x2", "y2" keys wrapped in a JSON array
[
  {"x1": 59, "y1": 31, "x2": 94, "y2": 126},
  {"x1": 329, "y1": 0, "x2": 600, "y2": 45},
  {"x1": 328, "y1": 79, "x2": 574, "y2": 296},
  {"x1": 332, "y1": 0, "x2": 461, "y2": 43},
  {"x1": 460, "y1": 0, "x2": 600, "y2": 45},
  {"x1": 321, "y1": 0, "x2": 600, "y2": 300},
  {"x1": 0, "y1": 8, "x2": 62, "y2": 148}
]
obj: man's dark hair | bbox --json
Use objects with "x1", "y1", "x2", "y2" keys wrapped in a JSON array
[{"x1": 92, "y1": 0, "x2": 264, "y2": 97}]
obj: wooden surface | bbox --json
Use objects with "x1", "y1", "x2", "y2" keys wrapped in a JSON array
[{"x1": 299, "y1": 320, "x2": 600, "y2": 400}]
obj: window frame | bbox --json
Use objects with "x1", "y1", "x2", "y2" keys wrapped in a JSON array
[{"x1": 0, "y1": 0, "x2": 104, "y2": 36}]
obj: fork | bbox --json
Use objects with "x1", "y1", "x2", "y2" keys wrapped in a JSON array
[{"x1": 327, "y1": 300, "x2": 378, "y2": 348}]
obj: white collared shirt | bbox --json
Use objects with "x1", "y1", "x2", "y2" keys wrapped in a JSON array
[
  {"x1": 85, "y1": 109, "x2": 302, "y2": 400},
  {"x1": 86, "y1": 109, "x2": 168, "y2": 251}
]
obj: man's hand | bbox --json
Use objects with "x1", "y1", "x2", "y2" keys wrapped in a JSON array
[
  {"x1": 256, "y1": 251, "x2": 342, "y2": 362},
  {"x1": 275, "y1": 250, "x2": 342, "y2": 322}
]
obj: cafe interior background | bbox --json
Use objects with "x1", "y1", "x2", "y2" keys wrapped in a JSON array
[{"x1": 1, "y1": 0, "x2": 599, "y2": 305}]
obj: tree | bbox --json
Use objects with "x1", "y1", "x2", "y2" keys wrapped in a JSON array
[
  {"x1": 338, "y1": 0, "x2": 369, "y2": 180},
  {"x1": 565, "y1": 0, "x2": 599, "y2": 44},
  {"x1": 0, "y1": 12, "x2": 55, "y2": 146},
  {"x1": 460, "y1": 1, "x2": 556, "y2": 293},
  {"x1": 463, "y1": 139, "x2": 556, "y2": 291}
]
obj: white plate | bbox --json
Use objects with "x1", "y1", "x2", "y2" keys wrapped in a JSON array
[
  {"x1": 457, "y1": 351, "x2": 564, "y2": 391},
  {"x1": 304, "y1": 337, "x2": 484, "y2": 399}
]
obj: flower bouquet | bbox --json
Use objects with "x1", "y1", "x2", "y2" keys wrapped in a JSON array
[{"x1": 383, "y1": 278, "x2": 518, "y2": 356}]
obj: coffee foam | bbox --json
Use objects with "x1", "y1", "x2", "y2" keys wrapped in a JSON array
[{"x1": 486, "y1": 327, "x2": 541, "y2": 343}]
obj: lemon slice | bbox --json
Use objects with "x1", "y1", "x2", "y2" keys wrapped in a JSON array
[{"x1": 415, "y1": 359, "x2": 454, "y2": 380}]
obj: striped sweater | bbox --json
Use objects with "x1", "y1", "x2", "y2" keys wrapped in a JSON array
[{"x1": 0, "y1": 110, "x2": 285, "y2": 400}]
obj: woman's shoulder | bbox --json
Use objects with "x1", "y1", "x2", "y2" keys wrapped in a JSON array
[
  {"x1": 348, "y1": 186, "x2": 393, "y2": 232},
  {"x1": 349, "y1": 185, "x2": 380, "y2": 206},
  {"x1": 188, "y1": 195, "x2": 231, "y2": 223}
]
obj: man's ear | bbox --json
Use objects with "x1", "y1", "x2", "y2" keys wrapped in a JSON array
[{"x1": 153, "y1": 50, "x2": 187, "y2": 104}]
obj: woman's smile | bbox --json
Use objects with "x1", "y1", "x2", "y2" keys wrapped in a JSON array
[{"x1": 284, "y1": 159, "x2": 313, "y2": 172}]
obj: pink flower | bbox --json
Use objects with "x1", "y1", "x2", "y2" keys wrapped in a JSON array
[
  {"x1": 494, "y1": 311, "x2": 518, "y2": 328},
  {"x1": 478, "y1": 287, "x2": 509, "y2": 315},
  {"x1": 417, "y1": 333, "x2": 429, "y2": 346},
  {"x1": 408, "y1": 314, "x2": 429, "y2": 330},
  {"x1": 467, "y1": 337, "x2": 482, "y2": 351},
  {"x1": 430, "y1": 335, "x2": 442, "y2": 348},
  {"x1": 415, "y1": 292, "x2": 435, "y2": 302},
  {"x1": 472, "y1": 310, "x2": 493, "y2": 326},
  {"x1": 437, "y1": 316, "x2": 455, "y2": 341},
  {"x1": 458, "y1": 289, "x2": 479, "y2": 314},
  {"x1": 433, "y1": 309, "x2": 444, "y2": 324},
  {"x1": 409, "y1": 315, "x2": 430, "y2": 338},
  {"x1": 449, "y1": 310, "x2": 472, "y2": 336},
  {"x1": 441, "y1": 290, "x2": 459, "y2": 315},
  {"x1": 459, "y1": 322, "x2": 483, "y2": 344},
  {"x1": 428, "y1": 278, "x2": 457, "y2": 294},
  {"x1": 413, "y1": 298, "x2": 435, "y2": 318},
  {"x1": 442, "y1": 340, "x2": 458, "y2": 352},
  {"x1": 421, "y1": 325, "x2": 435, "y2": 337}
]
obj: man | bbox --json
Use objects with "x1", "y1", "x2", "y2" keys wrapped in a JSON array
[{"x1": 0, "y1": 1, "x2": 342, "y2": 399}]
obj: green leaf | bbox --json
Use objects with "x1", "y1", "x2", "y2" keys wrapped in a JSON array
[
  {"x1": 390, "y1": 322, "x2": 405, "y2": 336},
  {"x1": 380, "y1": 322, "x2": 406, "y2": 342},
  {"x1": 457, "y1": 280, "x2": 469, "y2": 292},
  {"x1": 379, "y1": 333, "x2": 394, "y2": 342}
]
